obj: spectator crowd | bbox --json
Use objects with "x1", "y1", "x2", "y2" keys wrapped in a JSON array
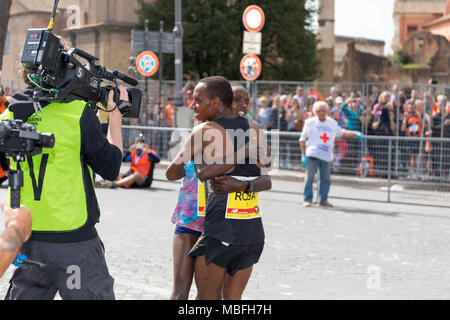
[
  {"x1": 248, "y1": 83, "x2": 450, "y2": 181},
  {"x1": 3, "y1": 79, "x2": 449, "y2": 181}
]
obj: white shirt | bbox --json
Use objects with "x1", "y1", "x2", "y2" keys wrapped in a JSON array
[
  {"x1": 293, "y1": 94, "x2": 304, "y2": 107},
  {"x1": 299, "y1": 116, "x2": 344, "y2": 162}
]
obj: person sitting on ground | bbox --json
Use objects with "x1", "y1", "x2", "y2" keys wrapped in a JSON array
[{"x1": 99, "y1": 134, "x2": 160, "y2": 188}]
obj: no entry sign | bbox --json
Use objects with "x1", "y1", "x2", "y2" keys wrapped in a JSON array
[
  {"x1": 240, "y1": 54, "x2": 261, "y2": 81},
  {"x1": 242, "y1": 5, "x2": 265, "y2": 32},
  {"x1": 136, "y1": 51, "x2": 159, "y2": 77}
]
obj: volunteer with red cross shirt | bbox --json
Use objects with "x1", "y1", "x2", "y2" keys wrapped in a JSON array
[{"x1": 299, "y1": 101, "x2": 364, "y2": 207}]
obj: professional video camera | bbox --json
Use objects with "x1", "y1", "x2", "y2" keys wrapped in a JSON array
[
  {"x1": 20, "y1": 0, "x2": 142, "y2": 118},
  {"x1": 0, "y1": 119, "x2": 55, "y2": 209},
  {"x1": 0, "y1": 119, "x2": 53, "y2": 269},
  {"x1": 0, "y1": 119, "x2": 55, "y2": 159}
]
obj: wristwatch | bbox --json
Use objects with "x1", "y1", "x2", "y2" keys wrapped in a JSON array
[{"x1": 246, "y1": 180, "x2": 254, "y2": 193}]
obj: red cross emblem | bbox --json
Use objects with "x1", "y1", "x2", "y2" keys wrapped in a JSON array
[{"x1": 320, "y1": 133, "x2": 329, "y2": 144}]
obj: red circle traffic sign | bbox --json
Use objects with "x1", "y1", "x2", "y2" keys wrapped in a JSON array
[
  {"x1": 240, "y1": 54, "x2": 261, "y2": 81},
  {"x1": 242, "y1": 5, "x2": 265, "y2": 32},
  {"x1": 136, "y1": 51, "x2": 159, "y2": 77}
]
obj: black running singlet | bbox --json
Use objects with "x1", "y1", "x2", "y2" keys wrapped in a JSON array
[{"x1": 203, "y1": 116, "x2": 265, "y2": 245}]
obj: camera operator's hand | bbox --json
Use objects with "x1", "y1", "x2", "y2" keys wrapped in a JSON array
[
  {"x1": 107, "y1": 86, "x2": 128, "y2": 110},
  {"x1": 0, "y1": 203, "x2": 32, "y2": 277},
  {"x1": 106, "y1": 86, "x2": 126, "y2": 153},
  {"x1": 2, "y1": 203, "x2": 32, "y2": 244},
  {"x1": 0, "y1": 203, "x2": 33, "y2": 242}
]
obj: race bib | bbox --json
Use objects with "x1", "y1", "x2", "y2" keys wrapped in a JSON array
[
  {"x1": 225, "y1": 176, "x2": 261, "y2": 220},
  {"x1": 197, "y1": 180, "x2": 206, "y2": 216}
]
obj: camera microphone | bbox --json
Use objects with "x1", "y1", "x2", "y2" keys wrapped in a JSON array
[{"x1": 113, "y1": 70, "x2": 139, "y2": 86}]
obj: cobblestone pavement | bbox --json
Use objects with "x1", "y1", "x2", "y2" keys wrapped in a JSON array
[{"x1": 0, "y1": 167, "x2": 449, "y2": 300}]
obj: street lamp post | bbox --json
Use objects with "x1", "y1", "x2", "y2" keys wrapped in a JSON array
[{"x1": 173, "y1": 0, "x2": 183, "y2": 127}]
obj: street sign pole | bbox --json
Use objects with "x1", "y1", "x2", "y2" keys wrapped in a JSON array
[
  {"x1": 144, "y1": 19, "x2": 149, "y2": 123},
  {"x1": 130, "y1": 1, "x2": 183, "y2": 128},
  {"x1": 242, "y1": 5, "x2": 265, "y2": 112},
  {"x1": 173, "y1": 0, "x2": 183, "y2": 128},
  {"x1": 158, "y1": 20, "x2": 164, "y2": 115}
]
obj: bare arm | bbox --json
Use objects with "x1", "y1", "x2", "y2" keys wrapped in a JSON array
[
  {"x1": 253, "y1": 175, "x2": 272, "y2": 192},
  {"x1": 168, "y1": 122, "x2": 234, "y2": 181},
  {"x1": 371, "y1": 117, "x2": 381, "y2": 131},
  {"x1": 0, "y1": 204, "x2": 32, "y2": 277},
  {"x1": 285, "y1": 109, "x2": 294, "y2": 122},
  {"x1": 210, "y1": 175, "x2": 272, "y2": 194},
  {"x1": 401, "y1": 116, "x2": 408, "y2": 132},
  {"x1": 129, "y1": 143, "x2": 151, "y2": 153},
  {"x1": 300, "y1": 140, "x2": 306, "y2": 155},
  {"x1": 195, "y1": 156, "x2": 238, "y2": 181},
  {"x1": 165, "y1": 161, "x2": 186, "y2": 181},
  {"x1": 341, "y1": 130, "x2": 359, "y2": 139},
  {"x1": 390, "y1": 118, "x2": 397, "y2": 133},
  {"x1": 196, "y1": 119, "x2": 271, "y2": 180}
]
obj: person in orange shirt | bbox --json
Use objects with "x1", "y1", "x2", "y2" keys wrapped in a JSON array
[
  {"x1": 165, "y1": 97, "x2": 175, "y2": 127},
  {"x1": 307, "y1": 85, "x2": 324, "y2": 102},
  {"x1": 401, "y1": 100, "x2": 431, "y2": 179},
  {"x1": 185, "y1": 90, "x2": 194, "y2": 108},
  {"x1": 99, "y1": 134, "x2": 160, "y2": 188},
  {"x1": 0, "y1": 85, "x2": 9, "y2": 114},
  {"x1": 423, "y1": 93, "x2": 439, "y2": 116},
  {"x1": 3, "y1": 87, "x2": 12, "y2": 104}
]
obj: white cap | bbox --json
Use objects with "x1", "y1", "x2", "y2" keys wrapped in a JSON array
[{"x1": 335, "y1": 97, "x2": 344, "y2": 105}]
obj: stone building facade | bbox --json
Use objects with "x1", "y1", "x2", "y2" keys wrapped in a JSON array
[
  {"x1": 2, "y1": 0, "x2": 149, "y2": 84},
  {"x1": 317, "y1": 0, "x2": 335, "y2": 82},
  {"x1": 334, "y1": 36, "x2": 385, "y2": 78},
  {"x1": 392, "y1": 0, "x2": 449, "y2": 50},
  {"x1": 422, "y1": 1, "x2": 450, "y2": 41}
]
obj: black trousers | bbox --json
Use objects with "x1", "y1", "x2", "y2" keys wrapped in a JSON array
[{"x1": 5, "y1": 237, "x2": 115, "y2": 300}]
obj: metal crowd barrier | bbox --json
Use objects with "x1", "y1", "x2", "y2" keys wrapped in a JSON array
[{"x1": 122, "y1": 125, "x2": 450, "y2": 207}]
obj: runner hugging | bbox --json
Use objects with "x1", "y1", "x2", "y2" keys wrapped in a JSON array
[{"x1": 171, "y1": 76, "x2": 270, "y2": 300}]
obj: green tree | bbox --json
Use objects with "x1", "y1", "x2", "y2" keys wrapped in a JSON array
[
  {"x1": 136, "y1": 0, "x2": 320, "y2": 81},
  {"x1": 393, "y1": 48, "x2": 412, "y2": 65}
]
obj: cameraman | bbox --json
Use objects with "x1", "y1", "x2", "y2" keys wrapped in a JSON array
[
  {"x1": 1, "y1": 47, "x2": 125, "y2": 299},
  {"x1": 0, "y1": 204, "x2": 32, "y2": 277},
  {"x1": 371, "y1": 103, "x2": 396, "y2": 177}
]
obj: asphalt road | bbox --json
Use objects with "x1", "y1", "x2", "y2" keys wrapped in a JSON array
[{"x1": 0, "y1": 167, "x2": 449, "y2": 300}]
